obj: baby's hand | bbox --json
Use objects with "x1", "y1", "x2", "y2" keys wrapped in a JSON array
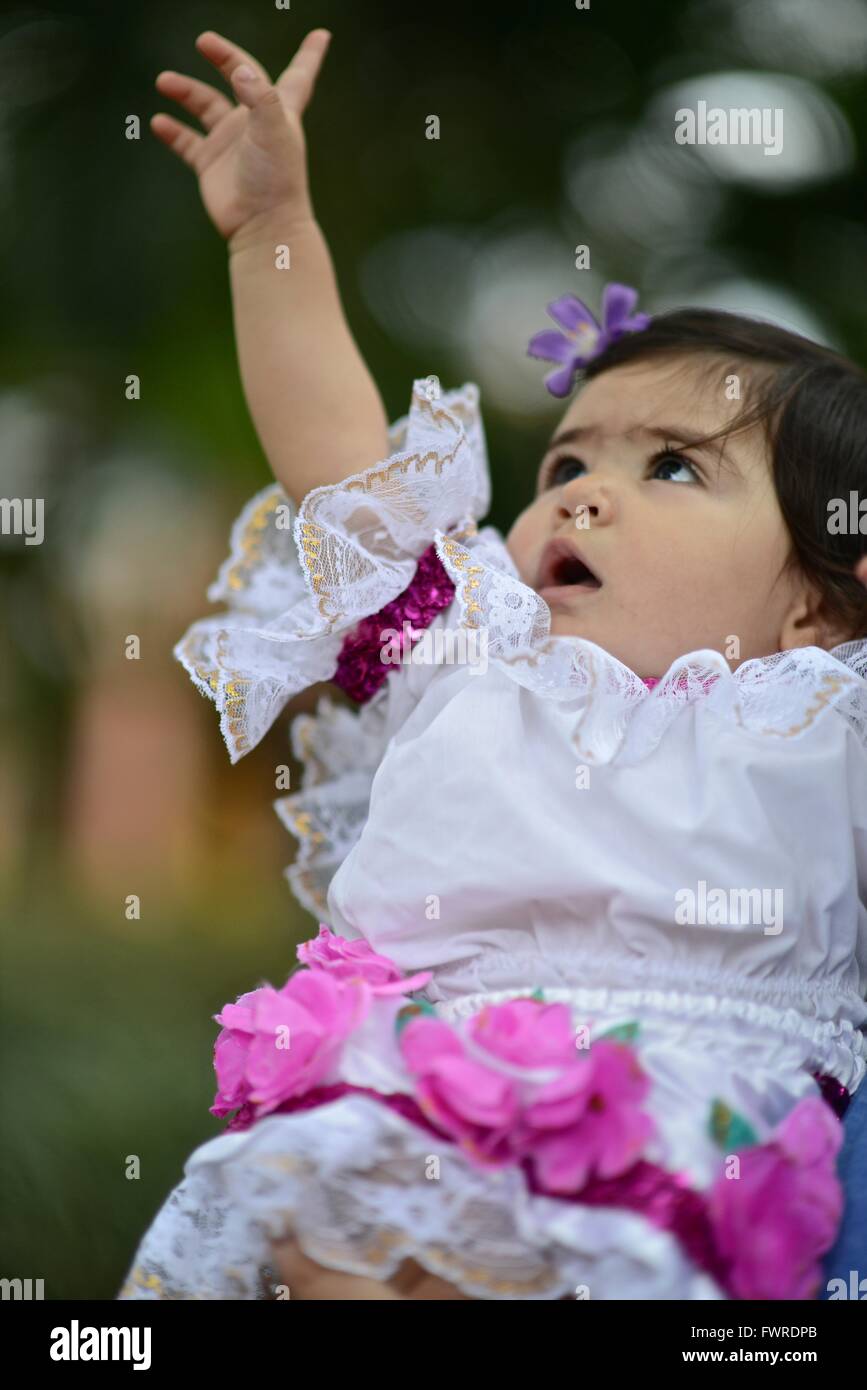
[{"x1": 152, "y1": 29, "x2": 331, "y2": 244}]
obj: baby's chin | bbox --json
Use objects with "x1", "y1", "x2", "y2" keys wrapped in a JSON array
[
  {"x1": 541, "y1": 606, "x2": 659, "y2": 677},
  {"x1": 544, "y1": 607, "x2": 602, "y2": 641},
  {"x1": 537, "y1": 587, "x2": 600, "y2": 626}
]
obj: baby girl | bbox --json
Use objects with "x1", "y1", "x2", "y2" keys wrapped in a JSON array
[{"x1": 118, "y1": 29, "x2": 867, "y2": 1300}]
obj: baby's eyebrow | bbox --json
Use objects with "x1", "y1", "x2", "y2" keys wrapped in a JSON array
[{"x1": 546, "y1": 423, "x2": 743, "y2": 474}]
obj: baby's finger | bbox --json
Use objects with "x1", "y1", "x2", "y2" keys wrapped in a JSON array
[
  {"x1": 155, "y1": 70, "x2": 233, "y2": 131},
  {"x1": 225, "y1": 63, "x2": 289, "y2": 142},
  {"x1": 150, "y1": 113, "x2": 205, "y2": 168},
  {"x1": 275, "y1": 29, "x2": 331, "y2": 117},
  {"x1": 195, "y1": 30, "x2": 272, "y2": 89}
]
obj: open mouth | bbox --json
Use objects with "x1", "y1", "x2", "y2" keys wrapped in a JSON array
[{"x1": 536, "y1": 539, "x2": 602, "y2": 593}]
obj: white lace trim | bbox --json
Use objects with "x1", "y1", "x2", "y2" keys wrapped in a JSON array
[
  {"x1": 117, "y1": 1095, "x2": 723, "y2": 1301},
  {"x1": 274, "y1": 691, "x2": 391, "y2": 919}
]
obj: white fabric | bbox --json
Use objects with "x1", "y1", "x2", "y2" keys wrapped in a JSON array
[{"x1": 120, "y1": 379, "x2": 867, "y2": 1300}]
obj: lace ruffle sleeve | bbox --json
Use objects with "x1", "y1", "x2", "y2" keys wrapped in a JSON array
[{"x1": 174, "y1": 379, "x2": 489, "y2": 764}]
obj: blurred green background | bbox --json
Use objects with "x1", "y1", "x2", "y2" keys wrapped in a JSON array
[{"x1": 2, "y1": 0, "x2": 867, "y2": 1298}]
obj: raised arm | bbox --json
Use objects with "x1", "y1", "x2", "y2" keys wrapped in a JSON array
[{"x1": 152, "y1": 28, "x2": 390, "y2": 503}]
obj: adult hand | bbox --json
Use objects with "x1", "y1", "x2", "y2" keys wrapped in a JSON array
[{"x1": 269, "y1": 1236, "x2": 473, "y2": 1300}]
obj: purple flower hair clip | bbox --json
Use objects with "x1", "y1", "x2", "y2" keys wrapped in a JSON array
[{"x1": 527, "y1": 283, "x2": 651, "y2": 398}]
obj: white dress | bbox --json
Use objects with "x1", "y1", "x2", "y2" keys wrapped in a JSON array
[{"x1": 118, "y1": 380, "x2": 867, "y2": 1301}]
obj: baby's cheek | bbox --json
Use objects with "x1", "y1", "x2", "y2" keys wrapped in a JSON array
[{"x1": 504, "y1": 506, "x2": 541, "y2": 584}]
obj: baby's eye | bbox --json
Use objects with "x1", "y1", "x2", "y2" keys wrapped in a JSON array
[
  {"x1": 541, "y1": 455, "x2": 585, "y2": 488},
  {"x1": 652, "y1": 451, "x2": 701, "y2": 484}
]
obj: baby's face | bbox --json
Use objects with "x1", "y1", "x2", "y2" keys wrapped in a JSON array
[{"x1": 505, "y1": 358, "x2": 813, "y2": 676}]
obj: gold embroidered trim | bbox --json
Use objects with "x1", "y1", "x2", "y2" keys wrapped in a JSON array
[
  {"x1": 175, "y1": 629, "x2": 253, "y2": 759},
  {"x1": 572, "y1": 650, "x2": 600, "y2": 759},
  {"x1": 224, "y1": 486, "x2": 287, "y2": 594},
  {"x1": 288, "y1": 868, "x2": 329, "y2": 917},
  {"x1": 215, "y1": 632, "x2": 253, "y2": 756},
  {"x1": 278, "y1": 794, "x2": 331, "y2": 916},
  {"x1": 438, "y1": 535, "x2": 484, "y2": 628},
  {"x1": 296, "y1": 519, "x2": 337, "y2": 623},
  {"x1": 496, "y1": 639, "x2": 555, "y2": 671},
  {"x1": 120, "y1": 1265, "x2": 166, "y2": 1298},
  {"x1": 289, "y1": 810, "x2": 325, "y2": 846},
  {"x1": 293, "y1": 715, "x2": 330, "y2": 786},
  {"x1": 741, "y1": 671, "x2": 852, "y2": 738}
]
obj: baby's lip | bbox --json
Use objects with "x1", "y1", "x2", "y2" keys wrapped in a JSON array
[{"x1": 535, "y1": 537, "x2": 603, "y2": 591}]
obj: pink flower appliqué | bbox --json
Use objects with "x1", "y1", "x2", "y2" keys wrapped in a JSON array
[
  {"x1": 400, "y1": 1014, "x2": 522, "y2": 1166},
  {"x1": 708, "y1": 1095, "x2": 844, "y2": 1300},
  {"x1": 211, "y1": 969, "x2": 370, "y2": 1124},
  {"x1": 297, "y1": 925, "x2": 432, "y2": 996},
  {"x1": 399, "y1": 997, "x2": 655, "y2": 1186},
  {"x1": 518, "y1": 1041, "x2": 656, "y2": 1193}
]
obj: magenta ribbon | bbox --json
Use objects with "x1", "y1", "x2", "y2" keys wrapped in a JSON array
[{"x1": 333, "y1": 543, "x2": 455, "y2": 703}]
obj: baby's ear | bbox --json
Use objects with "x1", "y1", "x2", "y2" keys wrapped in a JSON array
[
  {"x1": 813, "y1": 586, "x2": 863, "y2": 651},
  {"x1": 813, "y1": 591, "x2": 863, "y2": 652},
  {"x1": 778, "y1": 582, "x2": 853, "y2": 653}
]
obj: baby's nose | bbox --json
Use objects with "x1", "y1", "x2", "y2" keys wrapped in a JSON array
[{"x1": 558, "y1": 475, "x2": 615, "y2": 525}]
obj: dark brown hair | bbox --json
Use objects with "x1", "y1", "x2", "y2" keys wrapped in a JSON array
[{"x1": 583, "y1": 308, "x2": 867, "y2": 642}]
